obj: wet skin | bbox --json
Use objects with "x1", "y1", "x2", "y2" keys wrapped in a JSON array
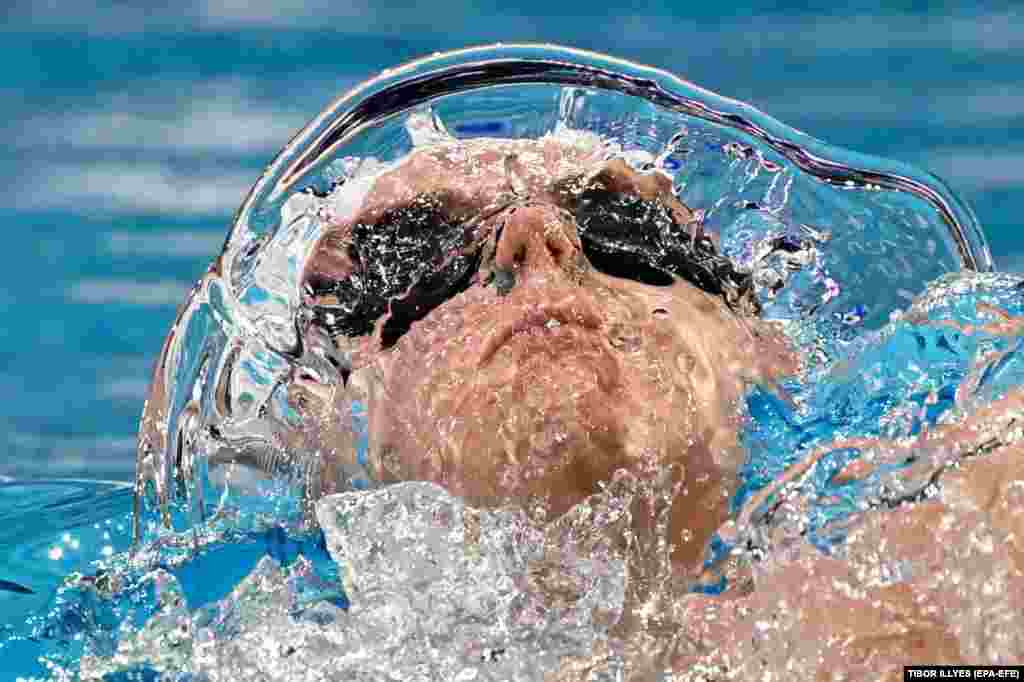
[
  {"x1": 300, "y1": 136, "x2": 797, "y2": 572},
  {"x1": 662, "y1": 387, "x2": 1024, "y2": 680}
]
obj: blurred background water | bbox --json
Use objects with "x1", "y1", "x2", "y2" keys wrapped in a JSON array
[{"x1": 0, "y1": 1, "x2": 1021, "y2": 482}]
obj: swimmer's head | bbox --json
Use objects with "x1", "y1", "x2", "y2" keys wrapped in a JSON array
[
  {"x1": 301, "y1": 138, "x2": 759, "y2": 350},
  {"x1": 292, "y1": 135, "x2": 795, "y2": 568}
]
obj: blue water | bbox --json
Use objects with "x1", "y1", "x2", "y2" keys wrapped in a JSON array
[
  {"x1": 0, "y1": 481, "x2": 134, "y2": 678},
  {"x1": 0, "y1": 479, "x2": 347, "y2": 679}
]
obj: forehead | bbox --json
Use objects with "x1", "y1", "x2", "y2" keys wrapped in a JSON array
[{"x1": 355, "y1": 136, "x2": 608, "y2": 225}]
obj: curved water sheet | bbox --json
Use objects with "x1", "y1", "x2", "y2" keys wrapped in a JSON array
[
  {"x1": 135, "y1": 44, "x2": 990, "y2": 534},
  {"x1": 90, "y1": 44, "x2": 1020, "y2": 680}
]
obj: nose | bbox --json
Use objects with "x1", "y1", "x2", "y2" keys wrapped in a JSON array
[{"x1": 492, "y1": 203, "x2": 582, "y2": 287}]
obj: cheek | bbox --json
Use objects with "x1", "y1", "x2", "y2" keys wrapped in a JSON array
[{"x1": 365, "y1": 304, "x2": 484, "y2": 480}]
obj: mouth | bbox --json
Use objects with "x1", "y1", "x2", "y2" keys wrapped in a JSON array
[{"x1": 479, "y1": 300, "x2": 602, "y2": 366}]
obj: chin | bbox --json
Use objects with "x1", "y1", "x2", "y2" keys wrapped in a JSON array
[{"x1": 375, "y1": 364, "x2": 625, "y2": 495}]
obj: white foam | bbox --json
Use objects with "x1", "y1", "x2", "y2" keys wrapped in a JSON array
[{"x1": 88, "y1": 482, "x2": 627, "y2": 680}]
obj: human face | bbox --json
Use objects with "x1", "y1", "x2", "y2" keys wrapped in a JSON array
[{"x1": 299, "y1": 136, "x2": 796, "y2": 568}]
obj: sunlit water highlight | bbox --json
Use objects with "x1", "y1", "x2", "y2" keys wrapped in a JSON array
[{"x1": 4, "y1": 45, "x2": 1021, "y2": 681}]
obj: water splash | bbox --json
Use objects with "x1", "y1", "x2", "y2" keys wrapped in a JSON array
[{"x1": 134, "y1": 45, "x2": 990, "y2": 545}]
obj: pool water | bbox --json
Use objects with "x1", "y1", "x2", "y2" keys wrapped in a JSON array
[
  {"x1": 0, "y1": 478, "x2": 349, "y2": 680},
  {"x1": 0, "y1": 481, "x2": 135, "y2": 679}
]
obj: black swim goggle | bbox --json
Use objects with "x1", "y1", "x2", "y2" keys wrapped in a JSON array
[{"x1": 302, "y1": 185, "x2": 757, "y2": 349}]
